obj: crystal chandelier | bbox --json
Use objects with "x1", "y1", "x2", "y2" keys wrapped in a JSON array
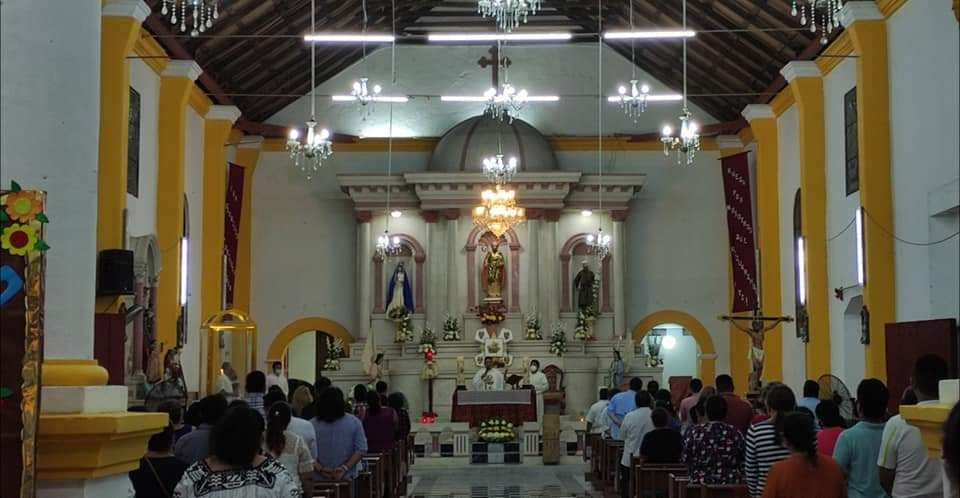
[
  {"x1": 477, "y1": 0, "x2": 544, "y2": 32},
  {"x1": 586, "y1": 227, "x2": 611, "y2": 260},
  {"x1": 791, "y1": 0, "x2": 843, "y2": 44},
  {"x1": 350, "y1": 77, "x2": 383, "y2": 115},
  {"x1": 472, "y1": 185, "x2": 526, "y2": 238},
  {"x1": 482, "y1": 154, "x2": 518, "y2": 185},
  {"x1": 160, "y1": 0, "x2": 222, "y2": 36},
  {"x1": 375, "y1": 229, "x2": 402, "y2": 258},
  {"x1": 660, "y1": 0, "x2": 700, "y2": 166},
  {"x1": 588, "y1": 0, "x2": 612, "y2": 261},
  {"x1": 484, "y1": 83, "x2": 528, "y2": 122},
  {"x1": 617, "y1": 80, "x2": 650, "y2": 122},
  {"x1": 376, "y1": 3, "x2": 402, "y2": 260},
  {"x1": 287, "y1": 0, "x2": 333, "y2": 179}
]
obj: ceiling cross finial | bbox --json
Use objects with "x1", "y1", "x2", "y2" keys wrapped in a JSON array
[{"x1": 477, "y1": 45, "x2": 512, "y2": 88}]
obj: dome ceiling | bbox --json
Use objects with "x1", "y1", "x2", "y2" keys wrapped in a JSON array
[{"x1": 428, "y1": 116, "x2": 557, "y2": 173}]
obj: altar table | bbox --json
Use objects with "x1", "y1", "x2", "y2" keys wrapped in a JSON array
[{"x1": 451, "y1": 389, "x2": 537, "y2": 426}]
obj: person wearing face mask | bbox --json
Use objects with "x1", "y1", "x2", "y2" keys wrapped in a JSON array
[
  {"x1": 526, "y1": 359, "x2": 550, "y2": 422},
  {"x1": 266, "y1": 361, "x2": 289, "y2": 398}
]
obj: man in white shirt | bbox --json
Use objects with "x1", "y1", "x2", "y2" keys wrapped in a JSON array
[
  {"x1": 472, "y1": 357, "x2": 505, "y2": 391},
  {"x1": 215, "y1": 361, "x2": 235, "y2": 399},
  {"x1": 265, "y1": 361, "x2": 289, "y2": 397},
  {"x1": 619, "y1": 391, "x2": 654, "y2": 498},
  {"x1": 586, "y1": 388, "x2": 612, "y2": 435},
  {"x1": 878, "y1": 354, "x2": 947, "y2": 498},
  {"x1": 526, "y1": 359, "x2": 550, "y2": 421}
]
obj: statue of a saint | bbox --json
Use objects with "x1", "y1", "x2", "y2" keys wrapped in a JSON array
[
  {"x1": 481, "y1": 243, "x2": 505, "y2": 300},
  {"x1": 146, "y1": 341, "x2": 163, "y2": 383},
  {"x1": 573, "y1": 260, "x2": 596, "y2": 312},
  {"x1": 386, "y1": 262, "x2": 414, "y2": 312},
  {"x1": 608, "y1": 349, "x2": 625, "y2": 389}
]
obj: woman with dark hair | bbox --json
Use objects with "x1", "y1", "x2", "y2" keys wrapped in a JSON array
[
  {"x1": 362, "y1": 390, "x2": 398, "y2": 453},
  {"x1": 654, "y1": 388, "x2": 680, "y2": 429},
  {"x1": 351, "y1": 384, "x2": 369, "y2": 420},
  {"x1": 173, "y1": 406, "x2": 301, "y2": 497},
  {"x1": 761, "y1": 412, "x2": 845, "y2": 498},
  {"x1": 310, "y1": 387, "x2": 367, "y2": 484},
  {"x1": 745, "y1": 384, "x2": 797, "y2": 497},
  {"x1": 943, "y1": 402, "x2": 960, "y2": 497},
  {"x1": 682, "y1": 395, "x2": 745, "y2": 485},
  {"x1": 130, "y1": 424, "x2": 187, "y2": 498},
  {"x1": 815, "y1": 400, "x2": 845, "y2": 456},
  {"x1": 387, "y1": 392, "x2": 411, "y2": 441},
  {"x1": 245, "y1": 370, "x2": 267, "y2": 415},
  {"x1": 263, "y1": 401, "x2": 314, "y2": 495}
]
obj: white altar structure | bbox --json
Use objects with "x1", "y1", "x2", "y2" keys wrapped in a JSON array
[{"x1": 318, "y1": 116, "x2": 661, "y2": 420}]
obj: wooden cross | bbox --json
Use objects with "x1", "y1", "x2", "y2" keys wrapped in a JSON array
[
  {"x1": 477, "y1": 45, "x2": 511, "y2": 88},
  {"x1": 719, "y1": 307, "x2": 794, "y2": 394}
]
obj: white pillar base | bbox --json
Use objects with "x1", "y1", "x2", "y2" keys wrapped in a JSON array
[{"x1": 38, "y1": 474, "x2": 134, "y2": 498}]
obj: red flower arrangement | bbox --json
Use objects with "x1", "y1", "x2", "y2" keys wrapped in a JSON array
[{"x1": 420, "y1": 412, "x2": 438, "y2": 424}]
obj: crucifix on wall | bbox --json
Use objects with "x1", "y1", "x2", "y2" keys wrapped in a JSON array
[
  {"x1": 477, "y1": 45, "x2": 511, "y2": 88},
  {"x1": 719, "y1": 308, "x2": 794, "y2": 394}
]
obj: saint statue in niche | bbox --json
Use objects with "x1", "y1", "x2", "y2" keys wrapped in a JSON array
[
  {"x1": 481, "y1": 242, "x2": 505, "y2": 301},
  {"x1": 573, "y1": 260, "x2": 596, "y2": 312},
  {"x1": 386, "y1": 262, "x2": 414, "y2": 312}
]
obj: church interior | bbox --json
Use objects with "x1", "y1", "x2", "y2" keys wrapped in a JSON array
[{"x1": 1, "y1": 1, "x2": 958, "y2": 497}]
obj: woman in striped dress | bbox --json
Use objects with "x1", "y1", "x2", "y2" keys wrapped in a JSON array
[{"x1": 745, "y1": 384, "x2": 798, "y2": 497}]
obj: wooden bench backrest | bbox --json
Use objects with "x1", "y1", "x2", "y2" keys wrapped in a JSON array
[
  {"x1": 313, "y1": 480, "x2": 350, "y2": 498},
  {"x1": 634, "y1": 463, "x2": 687, "y2": 498}
]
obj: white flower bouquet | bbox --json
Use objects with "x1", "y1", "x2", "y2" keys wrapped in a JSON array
[
  {"x1": 441, "y1": 314, "x2": 461, "y2": 341},
  {"x1": 478, "y1": 417, "x2": 515, "y2": 443},
  {"x1": 549, "y1": 322, "x2": 568, "y2": 357},
  {"x1": 323, "y1": 336, "x2": 346, "y2": 370},
  {"x1": 574, "y1": 310, "x2": 593, "y2": 341},
  {"x1": 395, "y1": 314, "x2": 415, "y2": 343},
  {"x1": 418, "y1": 326, "x2": 437, "y2": 356},
  {"x1": 387, "y1": 304, "x2": 409, "y2": 322},
  {"x1": 524, "y1": 312, "x2": 543, "y2": 340}
]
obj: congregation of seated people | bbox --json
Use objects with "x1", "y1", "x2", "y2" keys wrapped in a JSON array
[
  {"x1": 130, "y1": 369, "x2": 412, "y2": 498},
  {"x1": 589, "y1": 353, "x2": 959, "y2": 498}
]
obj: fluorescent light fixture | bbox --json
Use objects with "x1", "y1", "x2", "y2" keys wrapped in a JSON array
[
  {"x1": 391, "y1": 210, "x2": 402, "y2": 218},
  {"x1": 331, "y1": 95, "x2": 409, "y2": 103},
  {"x1": 855, "y1": 207, "x2": 865, "y2": 286},
  {"x1": 581, "y1": 209, "x2": 593, "y2": 217},
  {"x1": 179, "y1": 237, "x2": 189, "y2": 306},
  {"x1": 428, "y1": 32, "x2": 573, "y2": 42},
  {"x1": 304, "y1": 33, "x2": 395, "y2": 43},
  {"x1": 606, "y1": 94, "x2": 683, "y2": 103},
  {"x1": 604, "y1": 30, "x2": 696, "y2": 40},
  {"x1": 797, "y1": 236, "x2": 807, "y2": 305},
  {"x1": 662, "y1": 335, "x2": 677, "y2": 350},
  {"x1": 440, "y1": 95, "x2": 560, "y2": 102}
]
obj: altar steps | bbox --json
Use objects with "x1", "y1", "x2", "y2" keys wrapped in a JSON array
[{"x1": 470, "y1": 442, "x2": 522, "y2": 464}]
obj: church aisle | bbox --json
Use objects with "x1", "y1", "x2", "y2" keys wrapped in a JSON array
[{"x1": 407, "y1": 457, "x2": 598, "y2": 498}]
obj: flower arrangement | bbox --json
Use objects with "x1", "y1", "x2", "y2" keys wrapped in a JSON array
[
  {"x1": 476, "y1": 302, "x2": 506, "y2": 325},
  {"x1": 548, "y1": 322, "x2": 568, "y2": 357},
  {"x1": 524, "y1": 312, "x2": 542, "y2": 340},
  {"x1": 478, "y1": 417, "x2": 515, "y2": 443},
  {"x1": 574, "y1": 310, "x2": 594, "y2": 341},
  {"x1": 323, "y1": 336, "x2": 345, "y2": 371},
  {"x1": 418, "y1": 325, "x2": 437, "y2": 358},
  {"x1": 395, "y1": 313, "x2": 415, "y2": 343},
  {"x1": 442, "y1": 314, "x2": 462, "y2": 341},
  {"x1": 387, "y1": 304, "x2": 408, "y2": 322}
]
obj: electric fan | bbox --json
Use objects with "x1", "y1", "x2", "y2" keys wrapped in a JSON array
[{"x1": 817, "y1": 374, "x2": 855, "y2": 421}]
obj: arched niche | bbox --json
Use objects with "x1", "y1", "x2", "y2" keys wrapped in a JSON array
[
  {"x1": 631, "y1": 310, "x2": 717, "y2": 383},
  {"x1": 373, "y1": 233, "x2": 426, "y2": 313},
  {"x1": 465, "y1": 225, "x2": 521, "y2": 312},
  {"x1": 130, "y1": 234, "x2": 161, "y2": 285},
  {"x1": 560, "y1": 233, "x2": 611, "y2": 313},
  {"x1": 266, "y1": 316, "x2": 354, "y2": 362}
]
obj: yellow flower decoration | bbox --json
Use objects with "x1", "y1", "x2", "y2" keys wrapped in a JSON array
[
  {"x1": 1, "y1": 223, "x2": 38, "y2": 256},
  {"x1": 4, "y1": 191, "x2": 42, "y2": 222}
]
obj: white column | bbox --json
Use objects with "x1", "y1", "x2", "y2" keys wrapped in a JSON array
[
  {"x1": 539, "y1": 218, "x2": 560, "y2": 325},
  {"x1": 446, "y1": 216, "x2": 460, "y2": 315},
  {"x1": 526, "y1": 218, "x2": 541, "y2": 319},
  {"x1": 357, "y1": 219, "x2": 373, "y2": 339},
  {"x1": 425, "y1": 219, "x2": 447, "y2": 328},
  {"x1": 0, "y1": 0, "x2": 102, "y2": 359},
  {"x1": 612, "y1": 219, "x2": 626, "y2": 339}
]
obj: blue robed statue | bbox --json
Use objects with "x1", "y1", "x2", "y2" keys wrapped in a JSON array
[{"x1": 386, "y1": 262, "x2": 414, "y2": 313}]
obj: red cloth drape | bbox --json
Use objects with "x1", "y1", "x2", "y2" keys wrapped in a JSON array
[
  {"x1": 721, "y1": 152, "x2": 759, "y2": 312},
  {"x1": 223, "y1": 163, "x2": 244, "y2": 307},
  {"x1": 450, "y1": 390, "x2": 537, "y2": 427}
]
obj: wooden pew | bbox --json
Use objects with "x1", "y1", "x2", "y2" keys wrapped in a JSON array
[
  {"x1": 607, "y1": 441, "x2": 625, "y2": 494},
  {"x1": 312, "y1": 480, "x2": 350, "y2": 498},
  {"x1": 633, "y1": 463, "x2": 687, "y2": 498},
  {"x1": 586, "y1": 433, "x2": 602, "y2": 480},
  {"x1": 668, "y1": 473, "x2": 690, "y2": 498},
  {"x1": 684, "y1": 484, "x2": 750, "y2": 498},
  {"x1": 360, "y1": 454, "x2": 385, "y2": 498}
]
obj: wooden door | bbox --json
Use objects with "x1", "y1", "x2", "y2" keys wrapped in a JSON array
[{"x1": 884, "y1": 319, "x2": 957, "y2": 413}]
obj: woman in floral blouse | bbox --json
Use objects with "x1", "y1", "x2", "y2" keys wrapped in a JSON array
[{"x1": 682, "y1": 395, "x2": 746, "y2": 485}]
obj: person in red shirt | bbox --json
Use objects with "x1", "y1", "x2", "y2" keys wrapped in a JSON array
[
  {"x1": 716, "y1": 374, "x2": 753, "y2": 434},
  {"x1": 814, "y1": 400, "x2": 845, "y2": 456},
  {"x1": 762, "y1": 412, "x2": 846, "y2": 498}
]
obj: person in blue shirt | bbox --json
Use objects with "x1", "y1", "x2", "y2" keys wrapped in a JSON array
[
  {"x1": 607, "y1": 377, "x2": 643, "y2": 439},
  {"x1": 798, "y1": 380, "x2": 821, "y2": 415},
  {"x1": 832, "y1": 378, "x2": 890, "y2": 498}
]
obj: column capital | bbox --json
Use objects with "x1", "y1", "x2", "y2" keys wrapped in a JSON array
[
  {"x1": 239, "y1": 135, "x2": 264, "y2": 150},
  {"x1": 422, "y1": 210, "x2": 440, "y2": 223},
  {"x1": 356, "y1": 211, "x2": 373, "y2": 223},
  {"x1": 780, "y1": 61, "x2": 822, "y2": 83},
  {"x1": 611, "y1": 210, "x2": 628, "y2": 222},
  {"x1": 442, "y1": 208, "x2": 460, "y2": 220},
  {"x1": 840, "y1": 1, "x2": 884, "y2": 27},
  {"x1": 205, "y1": 105, "x2": 242, "y2": 123},
  {"x1": 741, "y1": 104, "x2": 776, "y2": 122},
  {"x1": 162, "y1": 60, "x2": 203, "y2": 82},
  {"x1": 102, "y1": 0, "x2": 150, "y2": 22},
  {"x1": 716, "y1": 135, "x2": 743, "y2": 150},
  {"x1": 543, "y1": 209, "x2": 562, "y2": 222}
]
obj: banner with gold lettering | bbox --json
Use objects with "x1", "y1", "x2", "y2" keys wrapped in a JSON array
[{"x1": 721, "y1": 152, "x2": 759, "y2": 312}]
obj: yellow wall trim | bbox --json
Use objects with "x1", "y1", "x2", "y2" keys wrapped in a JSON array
[
  {"x1": 189, "y1": 85, "x2": 213, "y2": 116},
  {"x1": 41, "y1": 359, "x2": 109, "y2": 387},
  {"x1": 877, "y1": 0, "x2": 909, "y2": 17},
  {"x1": 38, "y1": 412, "x2": 167, "y2": 480},
  {"x1": 630, "y1": 310, "x2": 717, "y2": 384},
  {"x1": 131, "y1": 28, "x2": 169, "y2": 75},
  {"x1": 901, "y1": 404, "x2": 952, "y2": 457},
  {"x1": 267, "y1": 317, "x2": 354, "y2": 362},
  {"x1": 816, "y1": 30, "x2": 854, "y2": 75}
]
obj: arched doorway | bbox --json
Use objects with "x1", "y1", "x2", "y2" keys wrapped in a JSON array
[
  {"x1": 266, "y1": 317, "x2": 353, "y2": 382},
  {"x1": 630, "y1": 310, "x2": 717, "y2": 386}
]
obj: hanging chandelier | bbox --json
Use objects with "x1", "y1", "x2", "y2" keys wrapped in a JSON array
[
  {"x1": 473, "y1": 185, "x2": 525, "y2": 238},
  {"x1": 375, "y1": 229, "x2": 402, "y2": 258},
  {"x1": 586, "y1": 227, "x2": 612, "y2": 260},
  {"x1": 616, "y1": 80, "x2": 650, "y2": 122},
  {"x1": 660, "y1": 0, "x2": 700, "y2": 166},
  {"x1": 375, "y1": 0, "x2": 403, "y2": 259},
  {"x1": 791, "y1": 0, "x2": 843, "y2": 44},
  {"x1": 352, "y1": 77, "x2": 382, "y2": 107},
  {"x1": 484, "y1": 83, "x2": 528, "y2": 122},
  {"x1": 477, "y1": 0, "x2": 544, "y2": 32},
  {"x1": 482, "y1": 154, "x2": 518, "y2": 185},
  {"x1": 161, "y1": 0, "x2": 222, "y2": 36},
  {"x1": 287, "y1": 0, "x2": 333, "y2": 179},
  {"x1": 588, "y1": 0, "x2": 612, "y2": 261}
]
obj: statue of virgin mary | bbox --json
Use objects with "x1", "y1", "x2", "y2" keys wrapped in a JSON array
[{"x1": 386, "y1": 262, "x2": 414, "y2": 312}]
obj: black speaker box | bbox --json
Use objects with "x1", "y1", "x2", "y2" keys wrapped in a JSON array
[{"x1": 97, "y1": 249, "x2": 134, "y2": 296}]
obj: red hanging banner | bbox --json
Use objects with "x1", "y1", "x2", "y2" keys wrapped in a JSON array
[
  {"x1": 721, "y1": 152, "x2": 759, "y2": 312},
  {"x1": 223, "y1": 163, "x2": 244, "y2": 308}
]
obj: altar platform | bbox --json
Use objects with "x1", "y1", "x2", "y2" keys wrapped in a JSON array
[{"x1": 451, "y1": 389, "x2": 537, "y2": 426}]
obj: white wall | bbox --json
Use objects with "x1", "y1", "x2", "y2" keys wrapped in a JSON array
[
  {"x1": 181, "y1": 108, "x2": 205, "y2": 393},
  {"x1": 777, "y1": 104, "x2": 806, "y2": 392},
  {"x1": 888, "y1": 0, "x2": 960, "y2": 322},
  {"x1": 287, "y1": 331, "x2": 316, "y2": 382},
  {"x1": 126, "y1": 59, "x2": 159, "y2": 240},
  {"x1": 655, "y1": 325, "x2": 699, "y2": 384}
]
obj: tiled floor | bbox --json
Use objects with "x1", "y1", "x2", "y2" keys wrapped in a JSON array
[{"x1": 407, "y1": 456, "x2": 599, "y2": 498}]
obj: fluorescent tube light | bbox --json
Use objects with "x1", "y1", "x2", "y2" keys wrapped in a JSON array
[
  {"x1": 440, "y1": 95, "x2": 559, "y2": 102},
  {"x1": 331, "y1": 95, "x2": 409, "y2": 103},
  {"x1": 797, "y1": 236, "x2": 807, "y2": 305},
  {"x1": 606, "y1": 94, "x2": 682, "y2": 102},
  {"x1": 855, "y1": 207, "x2": 865, "y2": 286},
  {"x1": 179, "y1": 237, "x2": 189, "y2": 306},
  {"x1": 304, "y1": 33, "x2": 395, "y2": 43},
  {"x1": 428, "y1": 32, "x2": 573, "y2": 42},
  {"x1": 603, "y1": 30, "x2": 696, "y2": 40}
]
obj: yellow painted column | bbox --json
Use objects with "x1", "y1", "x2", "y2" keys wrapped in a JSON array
[
  {"x1": 842, "y1": 2, "x2": 895, "y2": 381},
  {"x1": 154, "y1": 61, "x2": 202, "y2": 351},
  {"x1": 229, "y1": 137, "x2": 262, "y2": 382},
  {"x1": 781, "y1": 62, "x2": 831, "y2": 380},
  {"x1": 741, "y1": 105, "x2": 784, "y2": 385},
  {"x1": 96, "y1": 1, "x2": 148, "y2": 313},
  {"x1": 201, "y1": 106, "x2": 241, "y2": 394},
  {"x1": 719, "y1": 135, "x2": 752, "y2": 390}
]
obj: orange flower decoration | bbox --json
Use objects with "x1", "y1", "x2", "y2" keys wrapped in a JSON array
[
  {"x1": 4, "y1": 191, "x2": 42, "y2": 222},
  {"x1": 1, "y1": 223, "x2": 38, "y2": 256}
]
